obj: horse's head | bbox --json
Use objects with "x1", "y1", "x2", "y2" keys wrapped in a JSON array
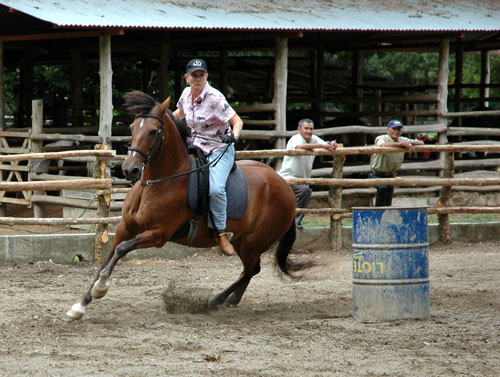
[{"x1": 122, "y1": 91, "x2": 170, "y2": 182}]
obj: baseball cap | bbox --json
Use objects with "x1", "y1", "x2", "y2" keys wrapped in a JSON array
[
  {"x1": 186, "y1": 58, "x2": 208, "y2": 74},
  {"x1": 387, "y1": 119, "x2": 403, "y2": 129}
]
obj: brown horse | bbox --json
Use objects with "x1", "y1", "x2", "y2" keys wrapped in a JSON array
[{"x1": 66, "y1": 91, "x2": 309, "y2": 320}]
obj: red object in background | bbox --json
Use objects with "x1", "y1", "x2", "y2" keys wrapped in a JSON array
[{"x1": 416, "y1": 134, "x2": 431, "y2": 158}]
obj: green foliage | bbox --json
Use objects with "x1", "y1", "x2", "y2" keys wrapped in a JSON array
[
  {"x1": 360, "y1": 51, "x2": 500, "y2": 111},
  {"x1": 363, "y1": 51, "x2": 439, "y2": 86}
]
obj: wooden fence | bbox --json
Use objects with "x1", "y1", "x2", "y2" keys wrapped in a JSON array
[
  {"x1": 0, "y1": 143, "x2": 499, "y2": 261},
  {"x1": 237, "y1": 143, "x2": 500, "y2": 249},
  {"x1": 0, "y1": 147, "x2": 118, "y2": 263}
]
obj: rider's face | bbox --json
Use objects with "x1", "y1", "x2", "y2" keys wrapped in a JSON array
[{"x1": 185, "y1": 70, "x2": 208, "y2": 92}]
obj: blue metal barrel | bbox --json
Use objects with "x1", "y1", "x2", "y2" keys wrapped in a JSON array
[{"x1": 352, "y1": 207, "x2": 430, "y2": 322}]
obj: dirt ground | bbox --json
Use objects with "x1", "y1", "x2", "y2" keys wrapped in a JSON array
[{"x1": 0, "y1": 239, "x2": 499, "y2": 377}]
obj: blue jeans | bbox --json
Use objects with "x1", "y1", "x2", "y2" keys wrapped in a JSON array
[{"x1": 208, "y1": 145, "x2": 235, "y2": 230}]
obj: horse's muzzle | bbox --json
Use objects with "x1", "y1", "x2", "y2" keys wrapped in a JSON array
[{"x1": 122, "y1": 161, "x2": 141, "y2": 182}]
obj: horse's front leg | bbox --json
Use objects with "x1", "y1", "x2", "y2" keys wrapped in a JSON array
[{"x1": 66, "y1": 228, "x2": 165, "y2": 320}]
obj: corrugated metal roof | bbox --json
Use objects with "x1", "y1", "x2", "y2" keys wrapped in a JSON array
[{"x1": 2, "y1": 0, "x2": 500, "y2": 32}]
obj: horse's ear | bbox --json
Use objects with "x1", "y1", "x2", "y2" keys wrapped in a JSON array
[{"x1": 159, "y1": 97, "x2": 171, "y2": 114}]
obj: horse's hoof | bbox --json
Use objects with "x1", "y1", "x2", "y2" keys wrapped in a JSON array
[
  {"x1": 66, "y1": 302, "x2": 85, "y2": 320},
  {"x1": 207, "y1": 299, "x2": 219, "y2": 311},
  {"x1": 91, "y1": 278, "x2": 110, "y2": 298},
  {"x1": 225, "y1": 300, "x2": 239, "y2": 307}
]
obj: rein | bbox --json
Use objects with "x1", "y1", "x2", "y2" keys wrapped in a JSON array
[
  {"x1": 130, "y1": 112, "x2": 231, "y2": 187},
  {"x1": 141, "y1": 143, "x2": 231, "y2": 186}
]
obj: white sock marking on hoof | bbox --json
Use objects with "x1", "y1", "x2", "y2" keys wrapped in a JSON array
[
  {"x1": 66, "y1": 302, "x2": 85, "y2": 320},
  {"x1": 91, "y1": 277, "x2": 110, "y2": 298}
]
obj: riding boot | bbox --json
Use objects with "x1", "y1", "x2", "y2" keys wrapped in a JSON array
[{"x1": 217, "y1": 230, "x2": 235, "y2": 256}]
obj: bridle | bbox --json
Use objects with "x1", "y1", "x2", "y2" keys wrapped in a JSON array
[{"x1": 127, "y1": 113, "x2": 165, "y2": 173}]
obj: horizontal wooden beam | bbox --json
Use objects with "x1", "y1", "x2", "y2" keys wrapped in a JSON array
[
  {"x1": 0, "y1": 178, "x2": 112, "y2": 192},
  {"x1": 30, "y1": 133, "x2": 103, "y2": 143},
  {"x1": 0, "y1": 29, "x2": 125, "y2": 42},
  {"x1": 234, "y1": 103, "x2": 275, "y2": 113},
  {"x1": 297, "y1": 207, "x2": 500, "y2": 218},
  {"x1": 444, "y1": 110, "x2": 500, "y2": 118},
  {"x1": 0, "y1": 216, "x2": 122, "y2": 226},
  {"x1": 236, "y1": 144, "x2": 500, "y2": 159},
  {"x1": 170, "y1": 31, "x2": 303, "y2": 46},
  {"x1": 285, "y1": 177, "x2": 500, "y2": 188},
  {"x1": 0, "y1": 149, "x2": 115, "y2": 162}
]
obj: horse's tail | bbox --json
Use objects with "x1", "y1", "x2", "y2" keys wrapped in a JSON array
[{"x1": 275, "y1": 221, "x2": 313, "y2": 278}]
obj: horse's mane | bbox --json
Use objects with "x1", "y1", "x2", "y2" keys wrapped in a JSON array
[{"x1": 123, "y1": 90, "x2": 190, "y2": 147}]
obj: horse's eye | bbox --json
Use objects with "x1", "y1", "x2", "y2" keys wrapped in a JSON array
[{"x1": 149, "y1": 129, "x2": 157, "y2": 137}]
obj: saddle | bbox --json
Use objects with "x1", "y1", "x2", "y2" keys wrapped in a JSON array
[{"x1": 171, "y1": 148, "x2": 248, "y2": 245}]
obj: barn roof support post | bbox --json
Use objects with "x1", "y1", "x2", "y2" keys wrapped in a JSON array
[
  {"x1": 70, "y1": 50, "x2": 84, "y2": 128},
  {"x1": 352, "y1": 49, "x2": 363, "y2": 114},
  {"x1": 0, "y1": 41, "x2": 4, "y2": 131},
  {"x1": 20, "y1": 52, "x2": 34, "y2": 128},
  {"x1": 437, "y1": 38, "x2": 451, "y2": 243},
  {"x1": 312, "y1": 47, "x2": 325, "y2": 128},
  {"x1": 0, "y1": 41, "x2": 5, "y2": 215},
  {"x1": 174, "y1": 53, "x2": 182, "y2": 103},
  {"x1": 99, "y1": 34, "x2": 113, "y2": 149},
  {"x1": 454, "y1": 39, "x2": 464, "y2": 126},
  {"x1": 480, "y1": 49, "x2": 490, "y2": 108},
  {"x1": 273, "y1": 35, "x2": 288, "y2": 170},
  {"x1": 159, "y1": 32, "x2": 170, "y2": 101},
  {"x1": 220, "y1": 50, "x2": 229, "y2": 96}
]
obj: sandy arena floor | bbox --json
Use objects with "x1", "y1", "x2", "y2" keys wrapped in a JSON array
[{"x1": 0, "y1": 240, "x2": 499, "y2": 376}]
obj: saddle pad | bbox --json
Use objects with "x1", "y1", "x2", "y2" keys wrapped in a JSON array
[{"x1": 187, "y1": 157, "x2": 248, "y2": 220}]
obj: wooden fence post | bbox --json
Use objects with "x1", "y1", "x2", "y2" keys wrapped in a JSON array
[
  {"x1": 31, "y1": 99, "x2": 44, "y2": 218},
  {"x1": 329, "y1": 154, "x2": 345, "y2": 250},
  {"x1": 438, "y1": 151, "x2": 454, "y2": 243},
  {"x1": 93, "y1": 144, "x2": 110, "y2": 264},
  {"x1": 437, "y1": 38, "x2": 449, "y2": 173},
  {"x1": 273, "y1": 35, "x2": 288, "y2": 170},
  {"x1": 437, "y1": 38, "x2": 451, "y2": 243},
  {"x1": 99, "y1": 35, "x2": 113, "y2": 149}
]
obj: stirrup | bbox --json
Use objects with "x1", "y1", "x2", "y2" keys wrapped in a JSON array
[{"x1": 218, "y1": 231, "x2": 234, "y2": 243}]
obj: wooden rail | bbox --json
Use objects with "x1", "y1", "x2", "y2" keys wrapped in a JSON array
[
  {"x1": 3, "y1": 135, "x2": 500, "y2": 255},
  {"x1": 237, "y1": 144, "x2": 500, "y2": 249}
]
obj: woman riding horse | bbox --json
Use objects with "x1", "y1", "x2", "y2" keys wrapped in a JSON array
[
  {"x1": 173, "y1": 58, "x2": 243, "y2": 256},
  {"x1": 65, "y1": 90, "x2": 311, "y2": 320}
]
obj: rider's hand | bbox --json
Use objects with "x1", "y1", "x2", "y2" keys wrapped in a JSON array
[{"x1": 221, "y1": 133, "x2": 238, "y2": 145}]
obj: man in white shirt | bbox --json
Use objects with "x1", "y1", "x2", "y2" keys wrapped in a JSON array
[{"x1": 278, "y1": 119, "x2": 337, "y2": 229}]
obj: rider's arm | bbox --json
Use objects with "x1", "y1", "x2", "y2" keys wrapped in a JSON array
[{"x1": 229, "y1": 114, "x2": 243, "y2": 139}]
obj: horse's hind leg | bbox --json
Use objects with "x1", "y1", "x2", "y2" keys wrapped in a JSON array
[
  {"x1": 207, "y1": 246, "x2": 262, "y2": 310},
  {"x1": 207, "y1": 274, "x2": 251, "y2": 310},
  {"x1": 226, "y1": 259, "x2": 261, "y2": 306}
]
